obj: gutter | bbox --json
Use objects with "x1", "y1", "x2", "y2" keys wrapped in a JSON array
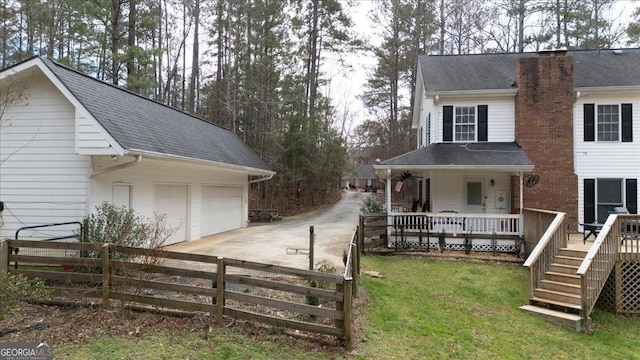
[
  {"x1": 91, "y1": 155, "x2": 142, "y2": 177},
  {"x1": 249, "y1": 173, "x2": 275, "y2": 183},
  {"x1": 128, "y1": 149, "x2": 275, "y2": 177}
]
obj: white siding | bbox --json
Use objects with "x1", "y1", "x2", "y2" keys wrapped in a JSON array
[
  {"x1": 76, "y1": 109, "x2": 122, "y2": 155},
  {"x1": 574, "y1": 93, "x2": 640, "y2": 224},
  {"x1": 90, "y1": 156, "x2": 249, "y2": 242},
  {"x1": 430, "y1": 170, "x2": 512, "y2": 214},
  {"x1": 429, "y1": 95, "x2": 515, "y2": 143},
  {"x1": 575, "y1": 94, "x2": 640, "y2": 178},
  {"x1": 0, "y1": 71, "x2": 90, "y2": 239}
]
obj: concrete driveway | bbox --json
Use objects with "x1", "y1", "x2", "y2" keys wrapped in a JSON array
[{"x1": 167, "y1": 190, "x2": 363, "y2": 270}]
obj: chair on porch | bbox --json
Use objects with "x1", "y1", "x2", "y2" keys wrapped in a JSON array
[
  {"x1": 611, "y1": 207, "x2": 640, "y2": 243},
  {"x1": 431, "y1": 210, "x2": 466, "y2": 233}
]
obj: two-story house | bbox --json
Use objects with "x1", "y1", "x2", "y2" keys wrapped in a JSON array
[{"x1": 373, "y1": 48, "x2": 639, "y2": 234}]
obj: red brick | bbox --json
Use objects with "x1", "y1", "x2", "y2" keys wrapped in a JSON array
[{"x1": 515, "y1": 54, "x2": 578, "y2": 229}]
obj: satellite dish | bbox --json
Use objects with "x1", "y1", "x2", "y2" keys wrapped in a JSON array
[{"x1": 525, "y1": 174, "x2": 540, "y2": 188}]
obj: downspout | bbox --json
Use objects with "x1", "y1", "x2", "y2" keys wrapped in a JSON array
[{"x1": 91, "y1": 155, "x2": 142, "y2": 177}]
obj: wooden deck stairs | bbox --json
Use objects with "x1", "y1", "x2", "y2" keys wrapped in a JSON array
[{"x1": 520, "y1": 248, "x2": 589, "y2": 331}]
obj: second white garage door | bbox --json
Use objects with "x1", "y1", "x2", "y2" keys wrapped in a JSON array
[
  {"x1": 201, "y1": 186, "x2": 243, "y2": 237},
  {"x1": 154, "y1": 184, "x2": 188, "y2": 246}
]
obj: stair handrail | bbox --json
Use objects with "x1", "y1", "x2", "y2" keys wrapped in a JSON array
[
  {"x1": 523, "y1": 211, "x2": 566, "y2": 299},
  {"x1": 576, "y1": 215, "x2": 619, "y2": 333},
  {"x1": 523, "y1": 212, "x2": 566, "y2": 267}
]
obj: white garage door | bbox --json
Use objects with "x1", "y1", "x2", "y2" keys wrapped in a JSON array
[
  {"x1": 201, "y1": 186, "x2": 243, "y2": 237},
  {"x1": 154, "y1": 184, "x2": 188, "y2": 245}
]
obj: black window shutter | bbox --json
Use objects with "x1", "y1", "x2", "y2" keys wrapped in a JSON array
[
  {"x1": 584, "y1": 179, "x2": 596, "y2": 223},
  {"x1": 622, "y1": 103, "x2": 633, "y2": 142},
  {"x1": 478, "y1": 105, "x2": 488, "y2": 141},
  {"x1": 443, "y1": 106, "x2": 453, "y2": 142},
  {"x1": 626, "y1": 179, "x2": 638, "y2": 214},
  {"x1": 584, "y1": 104, "x2": 595, "y2": 142}
]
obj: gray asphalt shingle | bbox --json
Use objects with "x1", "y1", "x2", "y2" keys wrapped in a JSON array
[
  {"x1": 39, "y1": 57, "x2": 271, "y2": 172},
  {"x1": 379, "y1": 142, "x2": 533, "y2": 168},
  {"x1": 419, "y1": 48, "x2": 640, "y2": 92}
]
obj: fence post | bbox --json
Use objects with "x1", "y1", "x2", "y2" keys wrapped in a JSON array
[
  {"x1": 355, "y1": 228, "x2": 361, "y2": 275},
  {"x1": 82, "y1": 218, "x2": 89, "y2": 242},
  {"x1": 0, "y1": 239, "x2": 8, "y2": 273},
  {"x1": 359, "y1": 215, "x2": 365, "y2": 255},
  {"x1": 309, "y1": 226, "x2": 315, "y2": 270},
  {"x1": 102, "y1": 244, "x2": 111, "y2": 308},
  {"x1": 216, "y1": 257, "x2": 225, "y2": 324},
  {"x1": 351, "y1": 242, "x2": 358, "y2": 297},
  {"x1": 343, "y1": 279, "x2": 353, "y2": 350}
]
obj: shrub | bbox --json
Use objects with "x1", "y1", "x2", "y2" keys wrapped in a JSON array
[
  {"x1": 0, "y1": 272, "x2": 50, "y2": 322},
  {"x1": 438, "y1": 231, "x2": 446, "y2": 252},
  {"x1": 305, "y1": 261, "x2": 337, "y2": 306},
  {"x1": 464, "y1": 232, "x2": 473, "y2": 255},
  {"x1": 80, "y1": 202, "x2": 178, "y2": 260},
  {"x1": 360, "y1": 194, "x2": 383, "y2": 214}
]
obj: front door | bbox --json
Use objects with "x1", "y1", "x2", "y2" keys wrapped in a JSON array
[{"x1": 464, "y1": 178, "x2": 485, "y2": 214}]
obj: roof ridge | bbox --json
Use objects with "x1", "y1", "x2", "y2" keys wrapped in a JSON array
[
  {"x1": 421, "y1": 47, "x2": 640, "y2": 58},
  {"x1": 38, "y1": 56, "x2": 234, "y2": 133}
]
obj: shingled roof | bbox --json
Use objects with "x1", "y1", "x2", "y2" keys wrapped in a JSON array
[
  {"x1": 377, "y1": 142, "x2": 534, "y2": 171},
  {"x1": 33, "y1": 57, "x2": 272, "y2": 173},
  {"x1": 419, "y1": 48, "x2": 640, "y2": 92}
]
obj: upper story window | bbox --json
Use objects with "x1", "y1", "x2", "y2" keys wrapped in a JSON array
[
  {"x1": 584, "y1": 103, "x2": 633, "y2": 143},
  {"x1": 597, "y1": 104, "x2": 620, "y2": 141},
  {"x1": 443, "y1": 105, "x2": 487, "y2": 142},
  {"x1": 455, "y1": 106, "x2": 476, "y2": 142},
  {"x1": 419, "y1": 126, "x2": 424, "y2": 147}
]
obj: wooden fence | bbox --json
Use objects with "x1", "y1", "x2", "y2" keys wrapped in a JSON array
[{"x1": 0, "y1": 239, "x2": 356, "y2": 348}]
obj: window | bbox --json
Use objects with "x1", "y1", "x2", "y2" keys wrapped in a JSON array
[
  {"x1": 597, "y1": 179, "x2": 623, "y2": 223},
  {"x1": 597, "y1": 104, "x2": 620, "y2": 141},
  {"x1": 455, "y1": 106, "x2": 476, "y2": 142},
  {"x1": 467, "y1": 181, "x2": 483, "y2": 205},
  {"x1": 584, "y1": 103, "x2": 633, "y2": 142},
  {"x1": 585, "y1": 178, "x2": 638, "y2": 224},
  {"x1": 419, "y1": 126, "x2": 424, "y2": 148}
]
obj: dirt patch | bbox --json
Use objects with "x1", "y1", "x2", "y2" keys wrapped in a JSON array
[
  {"x1": 0, "y1": 301, "x2": 355, "y2": 356},
  {"x1": 365, "y1": 249, "x2": 525, "y2": 264}
]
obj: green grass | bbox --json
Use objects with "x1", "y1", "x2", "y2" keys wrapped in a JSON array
[
  {"x1": 55, "y1": 328, "x2": 333, "y2": 360},
  {"x1": 356, "y1": 256, "x2": 640, "y2": 360}
]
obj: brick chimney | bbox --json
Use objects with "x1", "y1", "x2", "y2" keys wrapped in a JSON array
[{"x1": 515, "y1": 50, "x2": 578, "y2": 229}]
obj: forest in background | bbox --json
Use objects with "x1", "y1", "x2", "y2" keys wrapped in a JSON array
[{"x1": 1, "y1": 0, "x2": 639, "y2": 213}]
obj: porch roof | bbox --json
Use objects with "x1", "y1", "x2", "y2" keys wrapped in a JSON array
[{"x1": 374, "y1": 142, "x2": 534, "y2": 172}]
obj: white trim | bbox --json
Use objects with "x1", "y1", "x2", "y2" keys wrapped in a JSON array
[
  {"x1": 127, "y1": 149, "x2": 275, "y2": 177},
  {"x1": 1, "y1": 58, "x2": 125, "y2": 155}
]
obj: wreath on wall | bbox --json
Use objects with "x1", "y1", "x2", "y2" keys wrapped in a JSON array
[{"x1": 525, "y1": 174, "x2": 540, "y2": 188}]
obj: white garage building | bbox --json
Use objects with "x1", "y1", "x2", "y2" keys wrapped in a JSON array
[{"x1": 0, "y1": 57, "x2": 274, "y2": 244}]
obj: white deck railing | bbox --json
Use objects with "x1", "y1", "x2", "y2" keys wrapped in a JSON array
[{"x1": 389, "y1": 212, "x2": 521, "y2": 236}]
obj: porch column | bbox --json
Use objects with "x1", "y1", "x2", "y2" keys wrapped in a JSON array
[
  {"x1": 385, "y1": 169, "x2": 392, "y2": 213},
  {"x1": 519, "y1": 171, "x2": 524, "y2": 214},
  {"x1": 386, "y1": 169, "x2": 392, "y2": 243}
]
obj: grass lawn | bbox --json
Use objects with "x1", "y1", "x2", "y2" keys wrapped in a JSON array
[
  {"x1": 54, "y1": 327, "x2": 334, "y2": 360},
  {"x1": 356, "y1": 256, "x2": 640, "y2": 360},
  {"x1": 50, "y1": 255, "x2": 640, "y2": 359}
]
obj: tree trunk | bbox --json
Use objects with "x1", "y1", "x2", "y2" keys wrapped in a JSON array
[
  {"x1": 127, "y1": 0, "x2": 136, "y2": 90},
  {"x1": 188, "y1": 0, "x2": 199, "y2": 113}
]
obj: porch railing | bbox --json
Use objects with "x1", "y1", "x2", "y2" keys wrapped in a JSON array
[
  {"x1": 522, "y1": 209, "x2": 566, "y2": 300},
  {"x1": 390, "y1": 211, "x2": 521, "y2": 235}
]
